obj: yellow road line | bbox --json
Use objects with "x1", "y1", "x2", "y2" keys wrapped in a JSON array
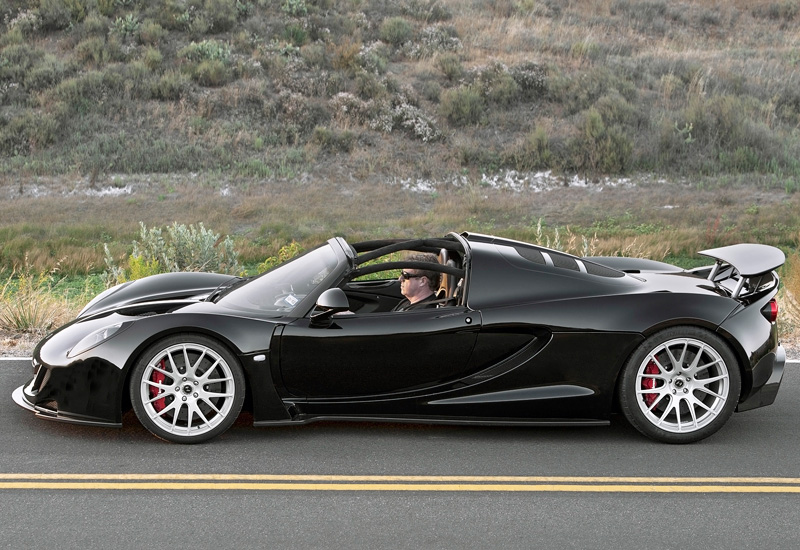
[
  {"x1": 1, "y1": 482, "x2": 800, "y2": 493},
  {"x1": 3, "y1": 473, "x2": 800, "y2": 483},
  {"x1": 2, "y1": 474, "x2": 800, "y2": 493}
]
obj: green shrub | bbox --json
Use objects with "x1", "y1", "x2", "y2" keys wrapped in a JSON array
[
  {"x1": 38, "y1": 0, "x2": 76, "y2": 30},
  {"x1": 258, "y1": 241, "x2": 303, "y2": 272},
  {"x1": 568, "y1": 108, "x2": 633, "y2": 175},
  {"x1": 310, "y1": 126, "x2": 356, "y2": 153},
  {"x1": 440, "y1": 85, "x2": 485, "y2": 126},
  {"x1": 549, "y1": 66, "x2": 637, "y2": 115},
  {"x1": 191, "y1": 59, "x2": 230, "y2": 86},
  {"x1": 485, "y1": 71, "x2": 520, "y2": 107},
  {"x1": 103, "y1": 222, "x2": 241, "y2": 285},
  {"x1": 1, "y1": 43, "x2": 44, "y2": 82},
  {"x1": 404, "y1": 0, "x2": 452, "y2": 22},
  {"x1": 284, "y1": 23, "x2": 309, "y2": 47},
  {"x1": 110, "y1": 14, "x2": 141, "y2": 39},
  {"x1": 435, "y1": 52, "x2": 463, "y2": 80},
  {"x1": 24, "y1": 55, "x2": 66, "y2": 91},
  {"x1": 142, "y1": 47, "x2": 164, "y2": 71},
  {"x1": 204, "y1": 0, "x2": 238, "y2": 32},
  {"x1": 74, "y1": 36, "x2": 110, "y2": 66},
  {"x1": 380, "y1": 17, "x2": 414, "y2": 46},
  {"x1": 414, "y1": 24, "x2": 461, "y2": 57},
  {"x1": 0, "y1": 108, "x2": 61, "y2": 156},
  {"x1": 180, "y1": 39, "x2": 231, "y2": 62},
  {"x1": 139, "y1": 20, "x2": 167, "y2": 45},
  {"x1": 512, "y1": 126, "x2": 555, "y2": 171},
  {"x1": 3, "y1": 9, "x2": 41, "y2": 36},
  {"x1": 96, "y1": 0, "x2": 116, "y2": 17},
  {"x1": 281, "y1": 0, "x2": 307, "y2": 17},
  {"x1": 510, "y1": 61, "x2": 547, "y2": 99},
  {"x1": 152, "y1": 71, "x2": 191, "y2": 100},
  {"x1": 78, "y1": 11, "x2": 110, "y2": 39}
]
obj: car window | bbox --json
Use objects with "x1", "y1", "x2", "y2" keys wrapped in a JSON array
[{"x1": 218, "y1": 244, "x2": 339, "y2": 313}]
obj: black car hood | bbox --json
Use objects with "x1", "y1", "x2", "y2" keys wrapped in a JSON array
[{"x1": 79, "y1": 272, "x2": 239, "y2": 318}]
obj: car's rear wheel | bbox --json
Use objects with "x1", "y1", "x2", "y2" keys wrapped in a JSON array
[
  {"x1": 130, "y1": 334, "x2": 245, "y2": 443},
  {"x1": 619, "y1": 327, "x2": 741, "y2": 444}
]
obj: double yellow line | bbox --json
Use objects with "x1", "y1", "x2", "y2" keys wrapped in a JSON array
[{"x1": 2, "y1": 474, "x2": 800, "y2": 493}]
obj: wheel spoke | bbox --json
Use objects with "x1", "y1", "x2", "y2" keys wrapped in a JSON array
[{"x1": 190, "y1": 349, "x2": 208, "y2": 375}]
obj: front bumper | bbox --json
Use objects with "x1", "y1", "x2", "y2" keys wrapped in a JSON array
[
  {"x1": 11, "y1": 352, "x2": 124, "y2": 428},
  {"x1": 13, "y1": 378, "x2": 121, "y2": 427},
  {"x1": 737, "y1": 344, "x2": 785, "y2": 412}
]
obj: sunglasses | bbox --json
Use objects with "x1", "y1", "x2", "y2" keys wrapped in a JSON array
[{"x1": 400, "y1": 271, "x2": 425, "y2": 281}]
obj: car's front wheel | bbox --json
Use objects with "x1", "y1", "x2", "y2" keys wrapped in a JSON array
[
  {"x1": 130, "y1": 334, "x2": 245, "y2": 443},
  {"x1": 619, "y1": 327, "x2": 741, "y2": 444}
]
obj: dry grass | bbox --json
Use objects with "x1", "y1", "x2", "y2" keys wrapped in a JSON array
[
  {"x1": 0, "y1": 263, "x2": 85, "y2": 335},
  {"x1": 2, "y1": 173, "x2": 797, "y2": 275}
]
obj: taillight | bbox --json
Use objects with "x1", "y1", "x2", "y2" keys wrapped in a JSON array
[{"x1": 761, "y1": 299, "x2": 779, "y2": 323}]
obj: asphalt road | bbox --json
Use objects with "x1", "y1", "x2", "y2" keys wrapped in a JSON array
[{"x1": 2, "y1": 357, "x2": 799, "y2": 550}]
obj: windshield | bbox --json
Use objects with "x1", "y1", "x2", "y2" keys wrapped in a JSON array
[{"x1": 218, "y1": 244, "x2": 340, "y2": 313}]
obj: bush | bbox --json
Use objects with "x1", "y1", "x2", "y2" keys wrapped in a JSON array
[
  {"x1": 284, "y1": 23, "x2": 309, "y2": 47},
  {"x1": 258, "y1": 241, "x2": 303, "y2": 272},
  {"x1": 103, "y1": 222, "x2": 240, "y2": 285},
  {"x1": 413, "y1": 24, "x2": 461, "y2": 57},
  {"x1": 440, "y1": 85, "x2": 485, "y2": 126},
  {"x1": 0, "y1": 43, "x2": 44, "y2": 82},
  {"x1": 511, "y1": 126, "x2": 555, "y2": 171},
  {"x1": 204, "y1": 0, "x2": 238, "y2": 32},
  {"x1": 139, "y1": 20, "x2": 167, "y2": 45},
  {"x1": 24, "y1": 55, "x2": 66, "y2": 91},
  {"x1": 510, "y1": 61, "x2": 547, "y2": 99},
  {"x1": 110, "y1": 14, "x2": 141, "y2": 39},
  {"x1": 568, "y1": 108, "x2": 633, "y2": 175},
  {"x1": 192, "y1": 59, "x2": 230, "y2": 86},
  {"x1": 281, "y1": 0, "x2": 308, "y2": 17},
  {"x1": 180, "y1": 39, "x2": 231, "y2": 62},
  {"x1": 310, "y1": 126, "x2": 356, "y2": 153},
  {"x1": 435, "y1": 52, "x2": 463, "y2": 81},
  {"x1": 152, "y1": 70, "x2": 191, "y2": 100},
  {"x1": 78, "y1": 11, "x2": 110, "y2": 39},
  {"x1": 38, "y1": 0, "x2": 75, "y2": 30},
  {"x1": 380, "y1": 17, "x2": 414, "y2": 46},
  {"x1": 74, "y1": 36, "x2": 111, "y2": 66},
  {"x1": 142, "y1": 47, "x2": 164, "y2": 71}
]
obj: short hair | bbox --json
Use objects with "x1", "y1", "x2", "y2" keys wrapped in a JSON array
[{"x1": 405, "y1": 252, "x2": 441, "y2": 291}]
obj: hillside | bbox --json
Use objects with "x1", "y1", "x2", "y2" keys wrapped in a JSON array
[{"x1": 2, "y1": 0, "x2": 800, "y2": 185}]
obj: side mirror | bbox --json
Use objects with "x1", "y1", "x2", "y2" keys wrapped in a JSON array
[{"x1": 310, "y1": 288, "x2": 350, "y2": 327}]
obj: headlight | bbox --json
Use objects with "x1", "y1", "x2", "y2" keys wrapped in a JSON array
[{"x1": 68, "y1": 322, "x2": 130, "y2": 358}]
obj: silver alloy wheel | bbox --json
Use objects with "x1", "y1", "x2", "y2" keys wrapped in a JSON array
[
  {"x1": 139, "y1": 342, "x2": 238, "y2": 438},
  {"x1": 635, "y1": 337, "x2": 730, "y2": 434}
]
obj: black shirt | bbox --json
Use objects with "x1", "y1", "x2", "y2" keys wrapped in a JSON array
[{"x1": 392, "y1": 293, "x2": 438, "y2": 311}]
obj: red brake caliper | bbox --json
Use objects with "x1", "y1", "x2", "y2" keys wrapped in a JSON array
[
  {"x1": 642, "y1": 360, "x2": 659, "y2": 408},
  {"x1": 150, "y1": 360, "x2": 167, "y2": 412}
]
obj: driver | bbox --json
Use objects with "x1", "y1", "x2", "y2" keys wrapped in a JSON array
[{"x1": 393, "y1": 253, "x2": 441, "y2": 311}]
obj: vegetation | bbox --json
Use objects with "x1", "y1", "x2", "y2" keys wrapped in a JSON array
[
  {"x1": 2, "y1": 0, "x2": 800, "y2": 182},
  {"x1": 1, "y1": 0, "x2": 800, "y2": 335}
]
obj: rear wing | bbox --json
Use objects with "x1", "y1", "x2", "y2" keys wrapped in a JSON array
[{"x1": 698, "y1": 244, "x2": 785, "y2": 299}]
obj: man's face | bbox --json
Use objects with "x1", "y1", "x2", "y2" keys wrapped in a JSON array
[{"x1": 399, "y1": 269, "x2": 427, "y2": 298}]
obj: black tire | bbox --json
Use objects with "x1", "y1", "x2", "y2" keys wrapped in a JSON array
[
  {"x1": 619, "y1": 326, "x2": 741, "y2": 444},
  {"x1": 130, "y1": 334, "x2": 245, "y2": 443}
]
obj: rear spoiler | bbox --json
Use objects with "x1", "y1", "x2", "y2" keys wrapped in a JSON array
[{"x1": 699, "y1": 244, "x2": 785, "y2": 299}]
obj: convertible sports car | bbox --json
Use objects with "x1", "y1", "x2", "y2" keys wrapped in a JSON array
[{"x1": 13, "y1": 232, "x2": 786, "y2": 444}]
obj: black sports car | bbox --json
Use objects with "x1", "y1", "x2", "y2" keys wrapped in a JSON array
[{"x1": 13, "y1": 233, "x2": 786, "y2": 444}]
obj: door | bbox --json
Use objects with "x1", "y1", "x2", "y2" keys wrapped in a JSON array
[{"x1": 279, "y1": 307, "x2": 480, "y2": 398}]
